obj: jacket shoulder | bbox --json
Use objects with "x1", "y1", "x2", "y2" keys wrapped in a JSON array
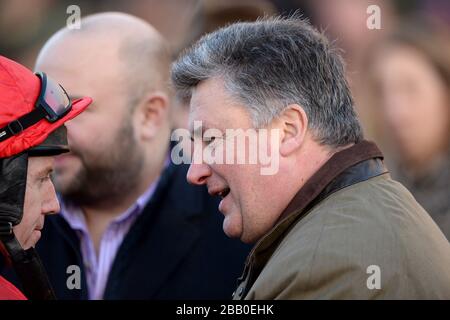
[{"x1": 248, "y1": 175, "x2": 450, "y2": 299}]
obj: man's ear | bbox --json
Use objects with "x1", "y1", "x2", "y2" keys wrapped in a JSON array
[
  {"x1": 135, "y1": 91, "x2": 169, "y2": 140},
  {"x1": 278, "y1": 104, "x2": 308, "y2": 157}
]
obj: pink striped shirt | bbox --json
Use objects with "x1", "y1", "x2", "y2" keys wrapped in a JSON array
[{"x1": 59, "y1": 180, "x2": 159, "y2": 300}]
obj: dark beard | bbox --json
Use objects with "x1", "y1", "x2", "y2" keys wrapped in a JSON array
[{"x1": 56, "y1": 119, "x2": 144, "y2": 208}]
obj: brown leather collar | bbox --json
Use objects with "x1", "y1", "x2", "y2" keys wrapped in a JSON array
[
  {"x1": 278, "y1": 140, "x2": 384, "y2": 222},
  {"x1": 234, "y1": 140, "x2": 387, "y2": 299}
]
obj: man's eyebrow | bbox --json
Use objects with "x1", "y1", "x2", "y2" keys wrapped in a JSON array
[
  {"x1": 189, "y1": 122, "x2": 213, "y2": 139},
  {"x1": 34, "y1": 166, "x2": 53, "y2": 179}
]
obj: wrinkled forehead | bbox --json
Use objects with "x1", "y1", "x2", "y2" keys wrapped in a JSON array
[
  {"x1": 28, "y1": 156, "x2": 54, "y2": 178},
  {"x1": 188, "y1": 102, "x2": 255, "y2": 141},
  {"x1": 188, "y1": 80, "x2": 221, "y2": 131},
  {"x1": 188, "y1": 102, "x2": 217, "y2": 137},
  {"x1": 188, "y1": 77, "x2": 251, "y2": 132}
]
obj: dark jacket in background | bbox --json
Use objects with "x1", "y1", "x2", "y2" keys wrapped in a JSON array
[{"x1": 1, "y1": 163, "x2": 251, "y2": 299}]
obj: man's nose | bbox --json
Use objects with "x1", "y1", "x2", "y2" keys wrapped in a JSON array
[
  {"x1": 42, "y1": 181, "x2": 60, "y2": 215},
  {"x1": 187, "y1": 163, "x2": 212, "y2": 185}
]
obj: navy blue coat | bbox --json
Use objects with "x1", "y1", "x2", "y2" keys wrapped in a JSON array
[{"x1": 1, "y1": 163, "x2": 250, "y2": 299}]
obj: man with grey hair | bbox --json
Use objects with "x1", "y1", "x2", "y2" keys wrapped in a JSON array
[{"x1": 172, "y1": 16, "x2": 450, "y2": 299}]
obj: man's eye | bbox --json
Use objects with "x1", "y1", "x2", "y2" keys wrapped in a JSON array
[
  {"x1": 205, "y1": 136, "x2": 222, "y2": 147},
  {"x1": 40, "y1": 174, "x2": 52, "y2": 183},
  {"x1": 205, "y1": 136, "x2": 216, "y2": 144}
]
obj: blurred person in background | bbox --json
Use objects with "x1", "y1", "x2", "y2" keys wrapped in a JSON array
[
  {"x1": 307, "y1": 0, "x2": 396, "y2": 140},
  {"x1": 419, "y1": 0, "x2": 450, "y2": 29},
  {"x1": 0, "y1": 0, "x2": 101, "y2": 67},
  {"x1": 2, "y1": 12, "x2": 249, "y2": 300},
  {"x1": 366, "y1": 19, "x2": 450, "y2": 240},
  {"x1": 0, "y1": 0, "x2": 199, "y2": 68}
]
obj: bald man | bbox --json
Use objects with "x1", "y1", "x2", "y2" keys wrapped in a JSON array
[{"x1": 2, "y1": 12, "x2": 249, "y2": 300}]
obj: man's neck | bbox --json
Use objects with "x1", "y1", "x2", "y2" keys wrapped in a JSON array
[
  {"x1": 294, "y1": 141, "x2": 346, "y2": 188},
  {"x1": 281, "y1": 140, "x2": 354, "y2": 216}
]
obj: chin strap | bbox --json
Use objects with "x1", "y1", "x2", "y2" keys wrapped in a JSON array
[{"x1": 0, "y1": 230, "x2": 56, "y2": 300}]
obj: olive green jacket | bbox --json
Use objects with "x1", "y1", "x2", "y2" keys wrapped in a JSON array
[{"x1": 233, "y1": 141, "x2": 450, "y2": 299}]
